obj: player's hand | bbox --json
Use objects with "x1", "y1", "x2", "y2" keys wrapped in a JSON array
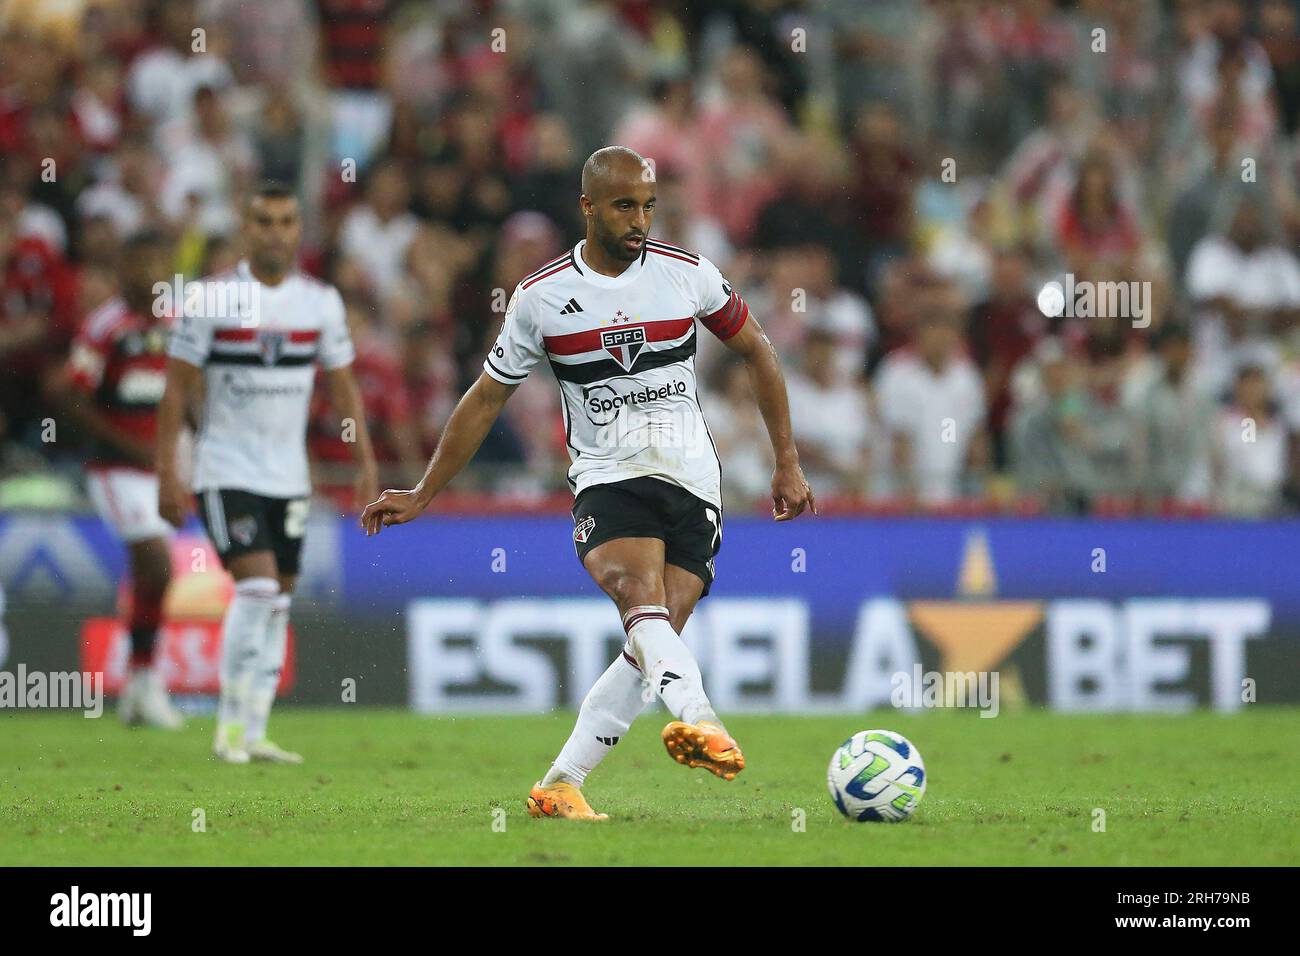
[
  {"x1": 158, "y1": 472, "x2": 192, "y2": 529},
  {"x1": 771, "y1": 460, "x2": 817, "y2": 521},
  {"x1": 360, "y1": 487, "x2": 428, "y2": 536}
]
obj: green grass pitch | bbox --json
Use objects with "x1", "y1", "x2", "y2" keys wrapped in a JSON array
[{"x1": 2, "y1": 708, "x2": 1297, "y2": 866}]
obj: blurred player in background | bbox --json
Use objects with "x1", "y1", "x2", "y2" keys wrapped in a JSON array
[
  {"x1": 155, "y1": 183, "x2": 379, "y2": 764},
  {"x1": 362, "y1": 147, "x2": 815, "y2": 819},
  {"x1": 51, "y1": 229, "x2": 183, "y2": 729}
]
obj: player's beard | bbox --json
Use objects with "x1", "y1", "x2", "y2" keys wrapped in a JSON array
[
  {"x1": 250, "y1": 249, "x2": 291, "y2": 282},
  {"x1": 596, "y1": 222, "x2": 643, "y2": 263}
]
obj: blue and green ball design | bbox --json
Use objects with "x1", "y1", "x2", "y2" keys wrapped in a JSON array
[{"x1": 827, "y1": 730, "x2": 926, "y2": 822}]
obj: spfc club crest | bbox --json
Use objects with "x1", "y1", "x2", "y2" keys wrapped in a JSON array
[
  {"x1": 259, "y1": 331, "x2": 287, "y2": 366},
  {"x1": 574, "y1": 515, "x2": 596, "y2": 544},
  {"x1": 229, "y1": 515, "x2": 258, "y2": 546},
  {"x1": 601, "y1": 326, "x2": 645, "y2": 371}
]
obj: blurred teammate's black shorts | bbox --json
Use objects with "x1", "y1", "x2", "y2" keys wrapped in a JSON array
[
  {"x1": 571, "y1": 476, "x2": 723, "y2": 596},
  {"x1": 196, "y1": 488, "x2": 310, "y2": 575}
]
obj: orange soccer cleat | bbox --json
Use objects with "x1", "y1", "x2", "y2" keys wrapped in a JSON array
[
  {"x1": 526, "y1": 781, "x2": 609, "y2": 820},
  {"x1": 661, "y1": 720, "x2": 746, "y2": 781}
]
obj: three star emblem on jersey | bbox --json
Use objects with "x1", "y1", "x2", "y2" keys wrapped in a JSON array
[
  {"x1": 574, "y1": 515, "x2": 595, "y2": 544},
  {"x1": 600, "y1": 326, "x2": 645, "y2": 371}
]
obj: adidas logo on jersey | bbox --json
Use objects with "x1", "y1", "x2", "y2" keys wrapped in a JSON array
[{"x1": 559, "y1": 298, "x2": 584, "y2": 315}]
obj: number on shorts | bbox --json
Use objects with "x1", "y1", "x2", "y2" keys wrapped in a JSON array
[{"x1": 285, "y1": 499, "x2": 309, "y2": 539}]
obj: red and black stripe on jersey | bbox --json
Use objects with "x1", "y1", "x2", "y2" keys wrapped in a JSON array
[
  {"x1": 206, "y1": 328, "x2": 321, "y2": 366},
  {"x1": 543, "y1": 320, "x2": 698, "y2": 385},
  {"x1": 644, "y1": 238, "x2": 700, "y2": 265},
  {"x1": 646, "y1": 239, "x2": 748, "y2": 340}
]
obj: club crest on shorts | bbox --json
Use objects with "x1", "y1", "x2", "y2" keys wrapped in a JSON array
[
  {"x1": 601, "y1": 326, "x2": 645, "y2": 371},
  {"x1": 229, "y1": 515, "x2": 258, "y2": 546},
  {"x1": 574, "y1": 515, "x2": 596, "y2": 543},
  {"x1": 259, "y1": 331, "x2": 287, "y2": 366}
]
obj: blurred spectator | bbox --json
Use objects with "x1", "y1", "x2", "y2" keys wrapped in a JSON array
[
  {"x1": 1132, "y1": 323, "x2": 1215, "y2": 509},
  {"x1": 705, "y1": 358, "x2": 774, "y2": 506},
  {"x1": 158, "y1": 85, "x2": 256, "y2": 236},
  {"x1": 0, "y1": 216, "x2": 77, "y2": 459},
  {"x1": 968, "y1": 244, "x2": 1047, "y2": 468},
  {"x1": 693, "y1": 45, "x2": 793, "y2": 245},
  {"x1": 849, "y1": 102, "x2": 917, "y2": 286},
  {"x1": 127, "y1": 0, "x2": 234, "y2": 127},
  {"x1": 1186, "y1": 190, "x2": 1300, "y2": 399},
  {"x1": 338, "y1": 159, "x2": 420, "y2": 304},
  {"x1": 1166, "y1": 100, "x2": 1250, "y2": 288},
  {"x1": 785, "y1": 326, "x2": 875, "y2": 497},
  {"x1": 874, "y1": 303, "x2": 987, "y2": 506},
  {"x1": 1051, "y1": 143, "x2": 1142, "y2": 275},
  {"x1": 1010, "y1": 337, "x2": 1088, "y2": 512},
  {"x1": 1212, "y1": 364, "x2": 1288, "y2": 515}
]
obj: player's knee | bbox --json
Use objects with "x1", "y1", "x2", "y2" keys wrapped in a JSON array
[{"x1": 594, "y1": 566, "x2": 662, "y2": 609}]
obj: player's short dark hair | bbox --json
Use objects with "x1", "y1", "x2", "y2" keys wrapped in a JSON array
[{"x1": 251, "y1": 180, "x2": 297, "y2": 203}]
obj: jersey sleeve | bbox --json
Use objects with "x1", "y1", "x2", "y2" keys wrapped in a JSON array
[
  {"x1": 166, "y1": 291, "x2": 214, "y2": 367},
  {"x1": 483, "y1": 284, "x2": 544, "y2": 384},
  {"x1": 318, "y1": 287, "x2": 356, "y2": 370},
  {"x1": 65, "y1": 323, "x2": 109, "y2": 392},
  {"x1": 694, "y1": 255, "x2": 749, "y2": 341}
]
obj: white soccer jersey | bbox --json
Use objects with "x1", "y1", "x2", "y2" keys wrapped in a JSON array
[
  {"x1": 484, "y1": 239, "x2": 750, "y2": 509},
  {"x1": 167, "y1": 260, "x2": 355, "y2": 498}
]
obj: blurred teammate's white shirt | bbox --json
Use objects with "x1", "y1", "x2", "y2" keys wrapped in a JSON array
[
  {"x1": 874, "y1": 349, "x2": 985, "y2": 505},
  {"x1": 167, "y1": 261, "x2": 355, "y2": 498}
]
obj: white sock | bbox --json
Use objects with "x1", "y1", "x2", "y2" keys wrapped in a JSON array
[
  {"x1": 542, "y1": 651, "x2": 647, "y2": 787},
  {"x1": 218, "y1": 577, "x2": 279, "y2": 736},
  {"x1": 623, "y1": 604, "x2": 720, "y2": 729},
  {"x1": 244, "y1": 592, "x2": 290, "y2": 745}
]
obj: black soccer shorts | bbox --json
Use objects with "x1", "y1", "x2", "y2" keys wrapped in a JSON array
[
  {"x1": 571, "y1": 476, "x2": 723, "y2": 596},
  {"x1": 196, "y1": 488, "x2": 310, "y2": 575}
]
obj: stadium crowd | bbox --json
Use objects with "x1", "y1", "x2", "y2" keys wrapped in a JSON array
[{"x1": 4, "y1": 0, "x2": 1300, "y2": 516}]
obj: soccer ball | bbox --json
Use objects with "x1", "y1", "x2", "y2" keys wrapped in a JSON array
[{"x1": 827, "y1": 729, "x2": 926, "y2": 823}]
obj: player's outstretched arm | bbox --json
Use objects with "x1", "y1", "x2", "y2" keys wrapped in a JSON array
[
  {"x1": 720, "y1": 315, "x2": 818, "y2": 521},
  {"x1": 155, "y1": 357, "x2": 203, "y2": 528},
  {"x1": 323, "y1": 365, "x2": 380, "y2": 512},
  {"x1": 361, "y1": 371, "x2": 516, "y2": 536}
]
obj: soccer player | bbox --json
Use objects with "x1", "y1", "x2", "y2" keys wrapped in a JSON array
[
  {"x1": 52, "y1": 229, "x2": 183, "y2": 729},
  {"x1": 361, "y1": 147, "x2": 816, "y2": 819},
  {"x1": 155, "y1": 183, "x2": 379, "y2": 764}
]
